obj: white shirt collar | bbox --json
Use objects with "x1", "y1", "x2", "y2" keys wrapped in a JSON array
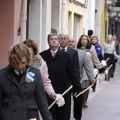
[
  {"x1": 51, "y1": 48, "x2": 58, "y2": 53},
  {"x1": 60, "y1": 46, "x2": 68, "y2": 51}
]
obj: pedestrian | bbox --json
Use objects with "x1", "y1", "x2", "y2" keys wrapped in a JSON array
[
  {"x1": 103, "y1": 34, "x2": 119, "y2": 78},
  {"x1": 91, "y1": 35, "x2": 103, "y2": 61},
  {"x1": 88, "y1": 30, "x2": 93, "y2": 39},
  {"x1": 23, "y1": 39, "x2": 56, "y2": 99},
  {"x1": 40, "y1": 33, "x2": 83, "y2": 120},
  {"x1": 67, "y1": 37, "x2": 94, "y2": 120},
  {"x1": 112, "y1": 35, "x2": 119, "y2": 55},
  {"x1": 112, "y1": 35, "x2": 119, "y2": 75},
  {"x1": 0, "y1": 44, "x2": 53, "y2": 120},
  {"x1": 59, "y1": 34, "x2": 81, "y2": 120},
  {"x1": 77, "y1": 35, "x2": 105, "y2": 108},
  {"x1": 68, "y1": 37, "x2": 76, "y2": 48},
  {"x1": 91, "y1": 35, "x2": 104, "y2": 91}
]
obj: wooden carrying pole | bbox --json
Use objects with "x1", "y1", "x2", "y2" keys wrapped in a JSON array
[{"x1": 76, "y1": 64, "x2": 113, "y2": 98}]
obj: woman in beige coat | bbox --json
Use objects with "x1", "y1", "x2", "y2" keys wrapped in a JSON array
[{"x1": 77, "y1": 35, "x2": 104, "y2": 108}]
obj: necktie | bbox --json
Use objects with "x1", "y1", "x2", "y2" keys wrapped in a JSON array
[
  {"x1": 52, "y1": 51, "x2": 56, "y2": 57},
  {"x1": 62, "y1": 48, "x2": 65, "y2": 51}
]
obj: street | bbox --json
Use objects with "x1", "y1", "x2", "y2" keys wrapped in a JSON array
[{"x1": 71, "y1": 60, "x2": 120, "y2": 120}]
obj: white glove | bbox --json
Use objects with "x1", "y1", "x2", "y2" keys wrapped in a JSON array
[
  {"x1": 93, "y1": 68, "x2": 98, "y2": 78},
  {"x1": 105, "y1": 69, "x2": 108, "y2": 74},
  {"x1": 29, "y1": 118, "x2": 37, "y2": 120},
  {"x1": 101, "y1": 60, "x2": 107, "y2": 67},
  {"x1": 55, "y1": 94, "x2": 65, "y2": 107}
]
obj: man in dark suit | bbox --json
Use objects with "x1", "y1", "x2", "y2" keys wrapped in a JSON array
[
  {"x1": 59, "y1": 34, "x2": 82, "y2": 120},
  {"x1": 60, "y1": 36, "x2": 94, "y2": 120},
  {"x1": 40, "y1": 33, "x2": 82, "y2": 120},
  {"x1": 0, "y1": 44, "x2": 53, "y2": 120}
]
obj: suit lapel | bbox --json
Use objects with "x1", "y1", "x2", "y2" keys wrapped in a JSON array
[{"x1": 5, "y1": 65, "x2": 19, "y2": 87}]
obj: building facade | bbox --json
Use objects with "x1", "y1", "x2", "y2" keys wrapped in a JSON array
[{"x1": 1, "y1": 0, "x2": 109, "y2": 68}]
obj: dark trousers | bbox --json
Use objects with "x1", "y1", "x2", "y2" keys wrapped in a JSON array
[
  {"x1": 73, "y1": 93, "x2": 83, "y2": 120},
  {"x1": 66, "y1": 91, "x2": 83, "y2": 120},
  {"x1": 50, "y1": 103, "x2": 68, "y2": 120}
]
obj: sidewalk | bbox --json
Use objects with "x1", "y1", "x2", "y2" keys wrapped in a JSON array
[
  {"x1": 81, "y1": 60, "x2": 120, "y2": 120},
  {"x1": 88, "y1": 80, "x2": 109, "y2": 102}
]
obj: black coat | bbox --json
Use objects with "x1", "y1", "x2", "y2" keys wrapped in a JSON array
[
  {"x1": 0, "y1": 65, "x2": 52, "y2": 120},
  {"x1": 67, "y1": 46, "x2": 80, "y2": 81},
  {"x1": 40, "y1": 48, "x2": 82, "y2": 95},
  {"x1": 0, "y1": 107, "x2": 5, "y2": 120}
]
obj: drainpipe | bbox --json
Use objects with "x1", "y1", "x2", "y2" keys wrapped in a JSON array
[
  {"x1": 61, "y1": 0, "x2": 66, "y2": 33},
  {"x1": 21, "y1": 0, "x2": 27, "y2": 41}
]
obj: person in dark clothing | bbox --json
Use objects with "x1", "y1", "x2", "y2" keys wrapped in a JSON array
[
  {"x1": 112, "y1": 35, "x2": 119, "y2": 75},
  {"x1": 91, "y1": 35, "x2": 103, "y2": 61},
  {"x1": 40, "y1": 33, "x2": 83, "y2": 120},
  {"x1": 0, "y1": 44, "x2": 53, "y2": 120},
  {"x1": 88, "y1": 30, "x2": 93, "y2": 39},
  {"x1": 0, "y1": 107, "x2": 5, "y2": 120},
  {"x1": 59, "y1": 34, "x2": 81, "y2": 120}
]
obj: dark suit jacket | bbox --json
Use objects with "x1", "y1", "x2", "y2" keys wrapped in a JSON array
[
  {"x1": 40, "y1": 48, "x2": 82, "y2": 95},
  {"x1": 0, "y1": 65, "x2": 52, "y2": 120},
  {"x1": 67, "y1": 46, "x2": 80, "y2": 81},
  {"x1": 0, "y1": 107, "x2": 5, "y2": 120}
]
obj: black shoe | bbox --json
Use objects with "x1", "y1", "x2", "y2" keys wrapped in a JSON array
[
  {"x1": 92, "y1": 89, "x2": 96, "y2": 92},
  {"x1": 110, "y1": 74, "x2": 114, "y2": 78}
]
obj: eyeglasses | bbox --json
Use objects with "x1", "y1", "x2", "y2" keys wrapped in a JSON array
[{"x1": 81, "y1": 39, "x2": 87, "y2": 40}]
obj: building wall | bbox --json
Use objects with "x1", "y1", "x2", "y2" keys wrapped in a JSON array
[
  {"x1": 95, "y1": 0, "x2": 102, "y2": 43},
  {"x1": 87, "y1": 0, "x2": 95, "y2": 32},
  {"x1": 0, "y1": 0, "x2": 22, "y2": 68},
  {"x1": 51, "y1": 0, "x2": 61, "y2": 34},
  {"x1": 100, "y1": 0, "x2": 106, "y2": 46},
  {"x1": 29, "y1": 0, "x2": 41, "y2": 51},
  {"x1": 66, "y1": 0, "x2": 85, "y2": 41}
]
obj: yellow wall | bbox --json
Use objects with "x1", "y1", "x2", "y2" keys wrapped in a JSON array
[
  {"x1": 101, "y1": 0, "x2": 105, "y2": 46},
  {"x1": 66, "y1": 0, "x2": 85, "y2": 37}
]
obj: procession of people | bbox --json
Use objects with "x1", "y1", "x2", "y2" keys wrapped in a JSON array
[{"x1": 0, "y1": 33, "x2": 119, "y2": 120}]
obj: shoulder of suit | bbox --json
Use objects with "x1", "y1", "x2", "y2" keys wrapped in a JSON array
[
  {"x1": 60, "y1": 49, "x2": 71, "y2": 57},
  {"x1": 40, "y1": 49, "x2": 48, "y2": 55},
  {"x1": 0, "y1": 66, "x2": 8, "y2": 76},
  {"x1": 0, "y1": 67, "x2": 6, "y2": 72},
  {"x1": 68, "y1": 46, "x2": 77, "y2": 52}
]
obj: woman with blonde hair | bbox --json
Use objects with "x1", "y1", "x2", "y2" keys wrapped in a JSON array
[{"x1": 103, "y1": 34, "x2": 119, "y2": 79}]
